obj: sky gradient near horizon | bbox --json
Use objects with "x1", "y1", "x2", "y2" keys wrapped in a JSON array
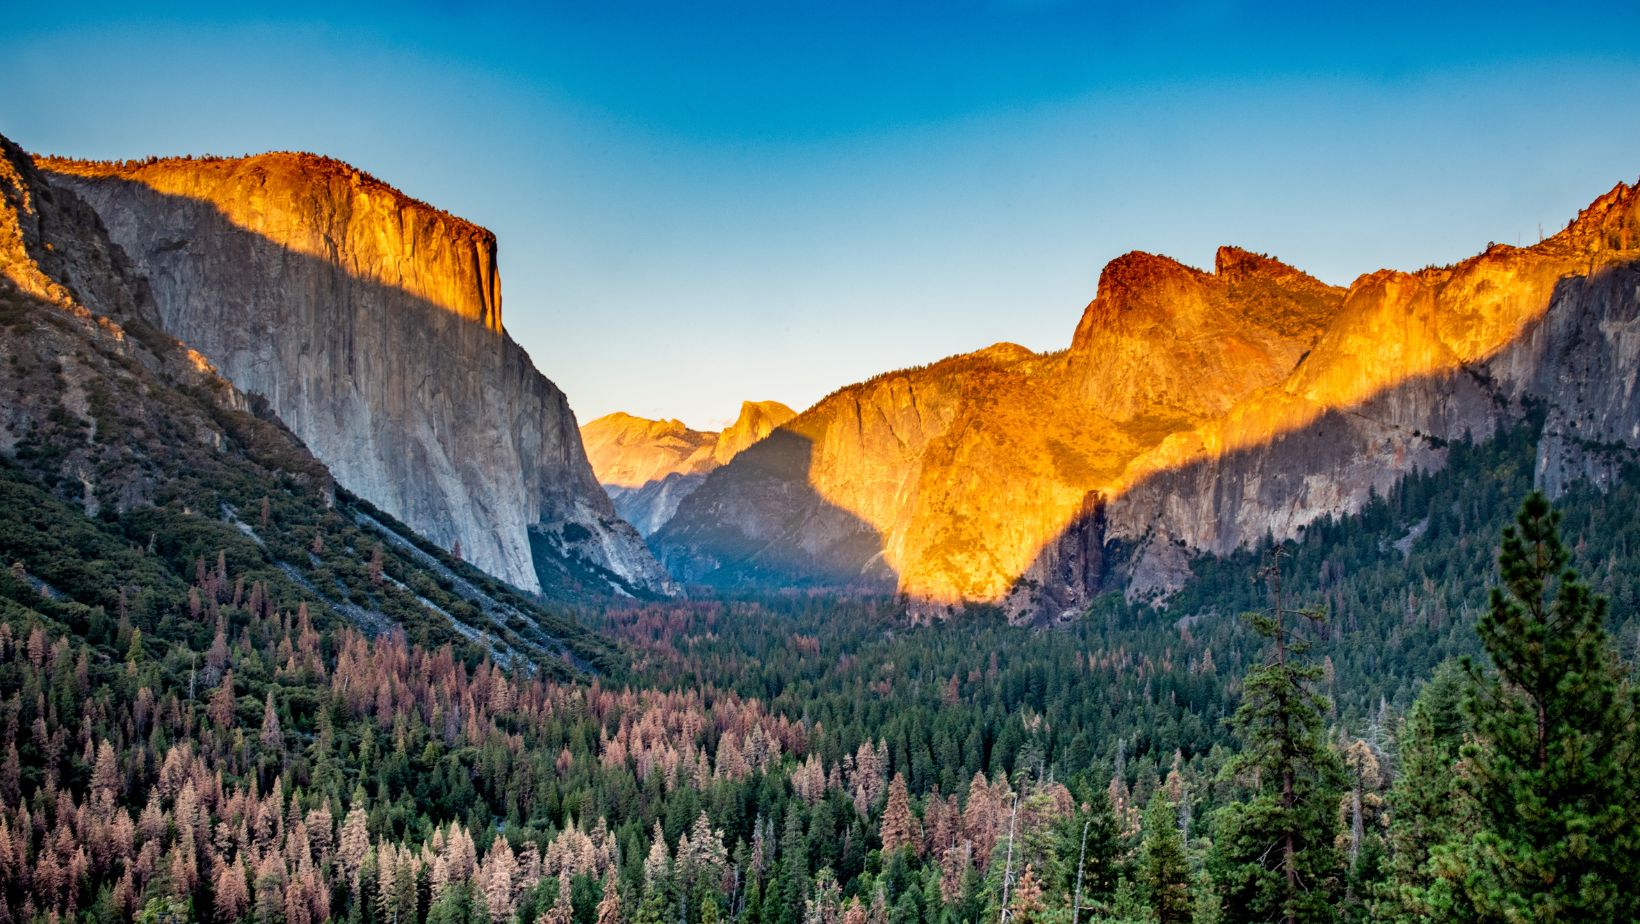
[{"x1": 7, "y1": 2, "x2": 1640, "y2": 429}]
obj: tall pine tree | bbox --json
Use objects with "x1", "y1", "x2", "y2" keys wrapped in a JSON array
[
  {"x1": 1138, "y1": 790, "x2": 1193, "y2": 924},
  {"x1": 1451, "y1": 492, "x2": 1639, "y2": 921},
  {"x1": 1376, "y1": 663, "x2": 1473, "y2": 923},
  {"x1": 1210, "y1": 550, "x2": 1344, "y2": 924}
]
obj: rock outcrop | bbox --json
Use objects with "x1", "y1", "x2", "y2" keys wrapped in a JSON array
[
  {"x1": 40, "y1": 152, "x2": 672, "y2": 598},
  {"x1": 0, "y1": 132, "x2": 290, "y2": 519},
  {"x1": 581, "y1": 400, "x2": 795, "y2": 535},
  {"x1": 657, "y1": 183, "x2": 1640, "y2": 620},
  {"x1": 0, "y1": 129, "x2": 622, "y2": 667}
]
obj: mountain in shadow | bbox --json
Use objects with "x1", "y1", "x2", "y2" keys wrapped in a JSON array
[{"x1": 654, "y1": 428, "x2": 895, "y2": 591}]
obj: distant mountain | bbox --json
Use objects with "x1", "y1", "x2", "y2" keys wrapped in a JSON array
[
  {"x1": 37, "y1": 148, "x2": 672, "y2": 599},
  {"x1": 655, "y1": 184, "x2": 1640, "y2": 621},
  {"x1": 581, "y1": 400, "x2": 795, "y2": 535}
]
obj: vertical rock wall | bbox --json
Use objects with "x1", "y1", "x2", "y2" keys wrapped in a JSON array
[{"x1": 43, "y1": 153, "x2": 671, "y2": 597}]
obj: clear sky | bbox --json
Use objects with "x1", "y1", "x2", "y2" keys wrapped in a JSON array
[{"x1": 7, "y1": 2, "x2": 1640, "y2": 429}]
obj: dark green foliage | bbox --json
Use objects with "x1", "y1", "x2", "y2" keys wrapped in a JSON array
[
  {"x1": 1376, "y1": 664, "x2": 1472, "y2": 922},
  {"x1": 1138, "y1": 791, "x2": 1191, "y2": 924},
  {"x1": 1449, "y1": 493, "x2": 1640, "y2": 921},
  {"x1": 1062, "y1": 786, "x2": 1124, "y2": 919},
  {"x1": 1210, "y1": 557, "x2": 1344, "y2": 924}
]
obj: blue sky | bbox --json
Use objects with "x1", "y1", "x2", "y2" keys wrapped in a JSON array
[{"x1": 7, "y1": 2, "x2": 1640, "y2": 428}]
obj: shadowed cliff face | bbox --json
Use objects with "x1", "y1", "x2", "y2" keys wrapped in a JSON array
[
  {"x1": 659, "y1": 183, "x2": 1640, "y2": 621},
  {"x1": 0, "y1": 132, "x2": 330, "y2": 525},
  {"x1": 40, "y1": 154, "x2": 672, "y2": 599},
  {"x1": 582, "y1": 400, "x2": 796, "y2": 536},
  {"x1": 654, "y1": 429, "x2": 894, "y2": 589}
]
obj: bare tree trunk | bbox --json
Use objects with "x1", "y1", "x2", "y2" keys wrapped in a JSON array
[
  {"x1": 1072, "y1": 818, "x2": 1090, "y2": 924},
  {"x1": 998, "y1": 790, "x2": 1020, "y2": 923}
]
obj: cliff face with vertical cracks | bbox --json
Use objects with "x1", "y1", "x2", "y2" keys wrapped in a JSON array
[
  {"x1": 1104, "y1": 185, "x2": 1640, "y2": 602},
  {"x1": 41, "y1": 153, "x2": 672, "y2": 598},
  {"x1": 581, "y1": 400, "x2": 796, "y2": 535},
  {"x1": 657, "y1": 182, "x2": 1640, "y2": 621}
]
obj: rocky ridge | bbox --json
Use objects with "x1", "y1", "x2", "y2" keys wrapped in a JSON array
[
  {"x1": 39, "y1": 151, "x2": 672, "y2": 598},
  {"x1": 581, "y1": 400, "x2": 795, "y2": 535},
  {"x1": 656, "y1": 185, "x2": 1640, "y2": 620}
]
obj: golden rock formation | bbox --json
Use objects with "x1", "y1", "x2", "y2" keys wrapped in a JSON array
[
  {"x1": 659, "y1": 182, "x2": 1640, "y2": 620},
  {"x1": 40, "y1": 150, "x2": 673, "y2": 598},
  {"x1": 582, "y1": 401, "x2": 796, "y2": 536},
  {"x1": 42, "y1": 154, "x2": 502, "y2": 331}
]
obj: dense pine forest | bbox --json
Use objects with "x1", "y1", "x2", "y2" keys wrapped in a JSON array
[{"x1": 1, "y1": 395, "x2": 1638, "y2": 924}]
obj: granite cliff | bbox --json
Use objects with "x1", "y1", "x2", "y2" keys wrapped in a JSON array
[
  {"x1": 656, "y1": 183, "x2": 1640, "y2": 620},
  {"x1": 581, "y1": 400, "x2": 795, "y2": 535},
  {"x1": 0, "y1": 129, "x2": 619, "y2": 667},
  {"x1": 39, "y1": 152, "x2": 672, "y2": 598}
]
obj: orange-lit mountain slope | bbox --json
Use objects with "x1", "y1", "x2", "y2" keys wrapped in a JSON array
[
  {"x1": 38, "y1": 151, "x2": 672, "y2": 598},
  {"x1": 581, "y1": 401, "x2": 796, "y2": 535},
  {"x1": 657, "y1": 183, "x2": 1640, "y2": 621}
]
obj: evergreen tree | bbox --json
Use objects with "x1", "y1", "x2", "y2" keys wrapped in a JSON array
[
  {"x1": 1210, "y1": 551, "x2": 1344, "y2": 924},
  {"x1": 1376, "y1": 664, "x2": 1472, "y2": 923},
  {"x1": 596, "y1": 872, "x2": 623, "y2": 924},
  {"x1": 1451, "y1": 492, "x2": 1639, "y2": 921},
  {"x1": 1064, "y1": 787, "x2": 1123, "y2": 922},
  {"x1": 1137, "y1": 791, "x2": 1192, "y2": 924},
  {"x1": 771, "y1": 803, "x2": 809, "y2": 924}
]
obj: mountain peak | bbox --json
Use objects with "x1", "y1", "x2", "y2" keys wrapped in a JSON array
[
  {"x1": 580, "y1": 413, "x2": 716, "y2": 488},
  {"x1": 735, "y1": 399, "x2": 798, "y2": 423},
  {"x1": 37, "y1": 150, "x2": 504, "y2": 333},
  {"x1": 1213, "y1": 245, "x2": 1336, "y2": 293},
  {"x1": 1068, "y1": 243, "x2": 1338, "y2": 420},
  {"x1": 971, "y1": 341, "x2": 1037, "y2": 364},
  {"x1": 716, "y1": 400, "x2": 797, "y2": 465},
  {"x1": 1090, "y1": 249, "x2": 1204, "y2": 306},
  {"x1": 581, "y1": 400, "x2": 799, "y2": 535},
  {"x1": 37, "y1": 150, "x2": 494, "y2": 246},
  {"x1": 1554, "y1": 179, "x2": 1640, "y2": 252},
  {"x1": 581, "y1": 399, "x2": 797, "y2": 488}
]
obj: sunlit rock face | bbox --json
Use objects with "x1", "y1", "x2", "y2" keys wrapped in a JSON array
[
  {"x1": 42, "y1": 153, "x2": 673, "y2": 598},
  {"x1": 659, "y1": 183, "x2": 1640, "y2": 621},
  {"x1": 581, "y1": 400, "x2": 796, "y2": 535},
  {"x1": 1107, "y1": 186, "x2": 1640, "y2": 599},
  {"x1": 655, "y1": 344, "x2": 1108, "y2": 602}
]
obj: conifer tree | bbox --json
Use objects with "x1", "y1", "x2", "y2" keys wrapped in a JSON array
[
  {"x1": 1007, "y1": 864, "x2": 1045, "y2": 923},
  {"x1": 1377, "y1": 664, "x2": 1472, "y2": 923},
  {"x1": 1452, "y1": 492, "x2": 1639, "y2": 921},
  {"x1": 1139, "y1": 791, "x2": 1192, "y2": 924},
  {"x1": 259, "y1": 691, "x2": 283, "y2": 751},
  {"x1": 596, "y1": 872, "x2": 623, "y2": 924},
  {"x1": 1065, "y1": 785, "x2": 1123, "y2": 923},
  {"x1": 544, "y1": 870, "x2": 574, "y2": 924},
  {"x1": 771, "y1": 803, "x2": 809, "y2": 924},
  {"x1": 208, "y1": 670, "x2": 236, "y2": 730},
  {"x1": 635, "y1": 823, "x2": 671, "y2": 924},
  {"x1": 338, "y1": 797, "x2": 372, "y2": 886},
  {"x1": 879, "y1": 772, "x2": 919, "y2": 856},
  {"x1": 1210, "y1": 550, "x2": 1344, "y2": 924}
]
